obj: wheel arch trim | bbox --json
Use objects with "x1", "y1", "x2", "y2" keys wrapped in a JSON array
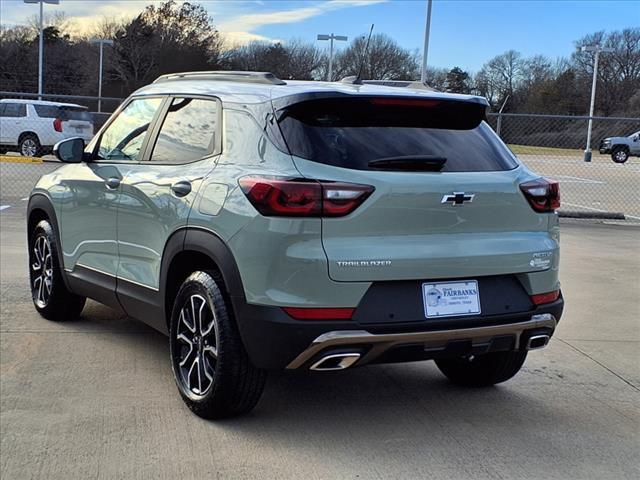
[{"x1": 159, "y1": 226, "x2": 247, "y2": 327}]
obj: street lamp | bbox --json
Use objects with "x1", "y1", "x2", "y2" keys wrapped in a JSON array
[
  {"x1": 90, "y1": 38, "x2": 114, "y2": 113},
  {"x1": 581, "y1": 44, "x2": 614, "y2": 162},
  {"x1": 24, "y1": 0, "x2": 60, "y2": 100},
  {"x1": 420, "y1": 0, "x2": 433, "y2": 84},
  {"x1": 317, "y1": 33, "x2": 348, "y2": 82}
]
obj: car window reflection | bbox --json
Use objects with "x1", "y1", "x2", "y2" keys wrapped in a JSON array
[
  {"x1": 97, "y1": 98, "x2": 162, "y2": 161},
  {"x1": 150, "y1": 98, "x2": 217, "y2": 163}
]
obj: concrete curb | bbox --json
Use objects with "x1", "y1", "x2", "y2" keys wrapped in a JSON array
[
  {"x1": 559, "y1": 210, "x2": 626, "y2": 220},
  {"x1": 0, "y1": 155, "x2": 43, "y2": 164}
]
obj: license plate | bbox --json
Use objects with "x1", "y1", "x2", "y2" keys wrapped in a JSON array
[{"x1": 422, "y1": 280, "x2": 481, "y2": 318}]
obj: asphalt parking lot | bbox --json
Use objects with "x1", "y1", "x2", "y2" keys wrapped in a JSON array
[{"x1": 1, "y1": 169, "x2": 639, "y2": 478}]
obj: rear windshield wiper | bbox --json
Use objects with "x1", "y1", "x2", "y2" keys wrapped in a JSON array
[{"x1": 367, "y1": 155, "x2": 447, "y2": 171}]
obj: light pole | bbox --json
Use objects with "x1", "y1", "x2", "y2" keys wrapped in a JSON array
[
  {"x1": 317, "y1": 33, "x2": 348, "y2": 82},
  {"x1": 90, "y1": 38, "x2": 114, "y2": 113},
  {"x1": 420, "y1": 0, "x2": 433, "y2": 84},
  {"x1": 581, "y1": 44, "x2": 614, "y2": 162},
  {"x1": 24, "y1": 0, "x2": 60, "y2": 100}
]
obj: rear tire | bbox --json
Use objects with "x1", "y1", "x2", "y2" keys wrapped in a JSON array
[
  {"x1": 611, "y1": 147, "x2": 629, "y2": 163},
  {"x1": 169, "y1": 271, "x2": 266, "y2": 419},
  {"x1": 435, "y1": 350, "x2": 527, "y2": 387},
  {"x1": 29, "y1": 220, "x2": 86, "y2": 321},
  {"x1": 19, "y1": 133, "x2": 43, "y2": 157}
]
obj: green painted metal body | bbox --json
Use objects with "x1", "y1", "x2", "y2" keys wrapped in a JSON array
[{"x1": 32, "y1": 81, "x2": 560, "y2": 314}]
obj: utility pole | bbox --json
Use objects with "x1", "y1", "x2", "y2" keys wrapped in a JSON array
[
  {"x1": 581, "y1": 44, "x2": 614, "y2": 162},
  {"x1": 317, "y1": 33, "x2": 348, "y2": 82},
  {"x1": 420, "y1": 0, "x2": 433, "y2": 84},
  {"x1": 24, "y1": 0, "x2": 60, "y2": 100},
  {"x1": 90, "y1": 38, "x2": 114, "y2": 112}
]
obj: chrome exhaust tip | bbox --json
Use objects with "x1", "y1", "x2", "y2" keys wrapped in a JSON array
[
  {"x1": 526, "y1": 334, "x2": 550, "y2": 350},
  {"x1": 310, "y1": 353, "x2": 361, "y2": 371}
]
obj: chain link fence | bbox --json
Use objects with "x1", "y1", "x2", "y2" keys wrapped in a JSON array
[
  {"x1": 1, "y1": 91, "x2": 639, "y2": 221},
  {"x1": 487, "y1": 113, "x2": 640, "y2": 221}
]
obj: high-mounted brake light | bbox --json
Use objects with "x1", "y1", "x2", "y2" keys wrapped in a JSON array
[
  {"x1": 282, "y1": 307, "x2": 355, "y2": 321},
  {"x1": 520, "y1": 178, "x2": 560, "y2": 213},
  {"x1": 530, "y1": 290, "x2": 560, "y2": 306},
  {"x1": 238, "y1": 176, "x2": 374, "y2": 217},
  {"x1": 53, "y1": 118, "x2": 63, "y2": 132},
  {"x1": 369, "y1": 98, "x2": 441, "y2": 108}
]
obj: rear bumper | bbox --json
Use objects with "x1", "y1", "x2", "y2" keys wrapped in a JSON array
[
  {"x1": 287, "y1": 313, "x2": 557, "y2": 369},
  {"x1": 233, "y1": 295, "x2": 564, "y2": 370}
]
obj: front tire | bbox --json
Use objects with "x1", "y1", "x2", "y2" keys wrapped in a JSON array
[
  {"x1": 435, "y1": 350, "x2": 527, "y2": 387},
  {"x1": 169, "y1": 271, "x2": 266, "y2": 419},
  {"x1": 611, "y1": 147, "x2": 629, "y2": 163},
  {"x1": 29, "y1": 220, "x2": 86, "y2": 321}
]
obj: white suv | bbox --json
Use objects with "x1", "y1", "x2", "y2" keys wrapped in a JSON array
[{"x1": 0, "y1": 99, "x2": 94, "y2": 157}]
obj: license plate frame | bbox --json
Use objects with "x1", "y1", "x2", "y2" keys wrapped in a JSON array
[{"x1": 422, "y1": 280, "x2": 481, "y2": 318}]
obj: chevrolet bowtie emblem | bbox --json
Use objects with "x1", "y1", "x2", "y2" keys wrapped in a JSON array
[{"x1": 441, "y1": 192, "x2": 475, "y2": 206}]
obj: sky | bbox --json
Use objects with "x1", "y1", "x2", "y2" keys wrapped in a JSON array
[{"x1": 1, "y1": 0, "x2": 638, "y2": 72}]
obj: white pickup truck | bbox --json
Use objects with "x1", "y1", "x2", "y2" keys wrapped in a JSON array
[
  {"x1": 0, "y1": 99, "x2": 94, "y2": 157},
  {"x1": 599, "y1": 130, "x2": 640, "y2": 163}
]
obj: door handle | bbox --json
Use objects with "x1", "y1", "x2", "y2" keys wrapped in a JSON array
[
  {"x1": 171, "y1": 181, "x2": 192, "y2": 197},
  {"x1": 105, "y1": 177, "x2": 121, "y2": 189}
]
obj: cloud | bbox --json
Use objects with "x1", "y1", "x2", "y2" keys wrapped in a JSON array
[
  {"x1": 1, "y1": 0, "x2": 386, "y2": 44},
  {"x1": 218, "y1": 0, "x2": 386, "y2": 45}
]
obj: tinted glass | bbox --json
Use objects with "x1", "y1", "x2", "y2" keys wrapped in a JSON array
[
  {"x1": 60, "y1": 107, "x2": 92, "y2": 122},
  {"x1": 96, "y1": 97, "x2": 162, "y2": 161},
  {"x1": 278, "y1": 98, "x2": 518, "y2": 172},
  {"x1": 33, "y1": 105, "x2": 59, "y2": 118},
  {"x1": 1, "y1": 103, "x2": 26, "y2": 118},
  {"x1": 150, "y1": 98, "x2": 218, "y2": 163}
]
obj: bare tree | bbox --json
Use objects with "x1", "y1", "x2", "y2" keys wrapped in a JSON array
[
  {"x1": 226, "y1": 40, "x2": 322, "y2": 80},
  {"x1": 331, "y1": 33, "x2": 419, "y2": 81}
]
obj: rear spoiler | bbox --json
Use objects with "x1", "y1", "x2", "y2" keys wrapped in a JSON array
[{"x1": 273, "y1": 93, "x2": 490, "y2": 130}]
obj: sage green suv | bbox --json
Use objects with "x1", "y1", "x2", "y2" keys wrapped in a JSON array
[{"x1": 27, "y1": 71, "x2": 563, "y2": 419}]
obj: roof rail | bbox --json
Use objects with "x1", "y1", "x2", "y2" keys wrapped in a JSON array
[{"x1": 153, "y1": 71, "x2": 287, "y2": 85}]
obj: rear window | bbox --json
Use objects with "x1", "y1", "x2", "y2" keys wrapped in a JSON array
[
  {"x1": 60, "y1": 107, "x2": 91, "y2": 122},
  {"x1": 34, "y1": 105, "x2": 91, "y2": 122},
  {"x1": 277, "y1": 97, "x2": 518, "y2": 172}
]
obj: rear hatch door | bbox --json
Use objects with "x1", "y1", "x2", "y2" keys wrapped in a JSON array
[
  {"x1": 60, "y1": 106, "x2": 94, "y2": 138},
  {"x1": 277, "y1": 94, "x2": 556, "y2": 282}
]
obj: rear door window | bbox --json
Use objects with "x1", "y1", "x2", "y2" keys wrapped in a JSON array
[
  {"x1": 1, "y1": 103, "x2": 27, "y2": 118},
  {"x1": 149, "y1": 97, "x2": 219, "y2": 163},
  {"x1": 278, "y1": 97, "x2": 518, "y2": 172}
]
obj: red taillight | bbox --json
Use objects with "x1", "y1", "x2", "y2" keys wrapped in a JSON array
[
  {"x1": 520, "y1": 178, "x2": 560, "y2": 212},
  {"x1": 282, "y1": 307, "x2": 355, "y2": 320},
  {"x1": 530, "y1": 290, "x2": 560, "y2": 306},
  {"x1": 53, "y1": 118, "x2": 62, "y2": 132},
  {"x1": 238, "y1": 176, "x2": 374, "y2": 217}
]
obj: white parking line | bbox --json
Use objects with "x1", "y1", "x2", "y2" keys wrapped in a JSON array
[
  {"x1": 0, "y1": 205, "x2": 11, "y2": 211},
  {"x1": 563, "y1": 202, "x2": 640, "y2": 221},
  {"x1": 551, "y1": 175, "x2": 605, "y2": 184}
]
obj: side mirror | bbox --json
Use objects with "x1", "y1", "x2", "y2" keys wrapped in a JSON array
[
  {"x1": 633, "y1": 135, "x2": 639, "y2": 142},
  {"x1": 53, "y1": 137, "x2": 85, "y2": 163}
]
